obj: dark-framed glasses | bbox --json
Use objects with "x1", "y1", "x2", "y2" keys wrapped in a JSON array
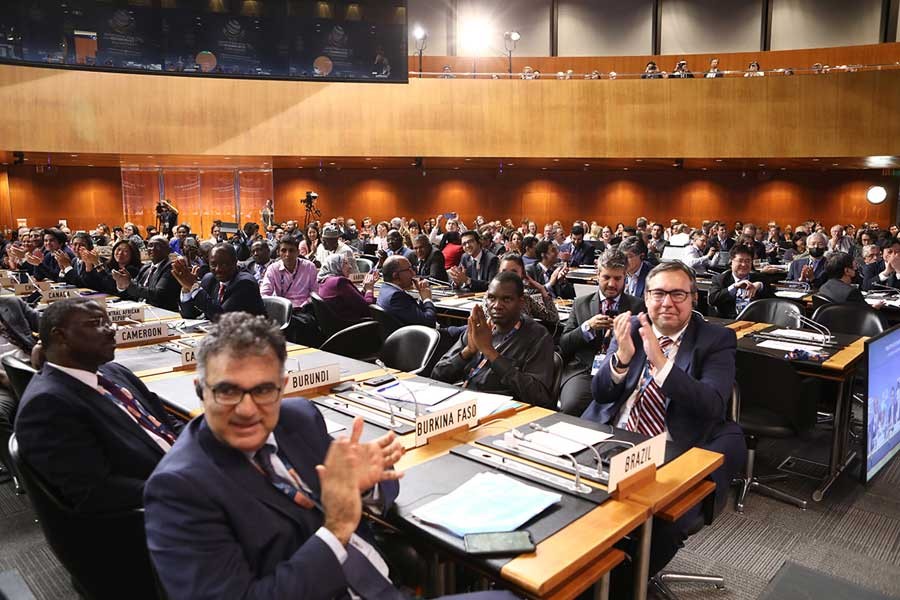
[
  {"x1": 647, "y1": 289, "x2": 692, "y2": 304},
  {"x1": 203, "y1": 381, "x2": 281, "y2": 406}
]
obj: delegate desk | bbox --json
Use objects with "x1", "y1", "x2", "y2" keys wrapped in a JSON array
[{"x1": 736, "y1": 323, "x2": 866, "y2": 500}]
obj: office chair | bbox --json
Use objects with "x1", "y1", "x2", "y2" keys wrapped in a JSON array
[
  {"x1": 368, "y1": 304, "x2": 404, "y2": 340},
  {"x1": 811, "y1": 303, "x2": 887, "y2": 337},
  {"x1": 261, "y1": 296, "x2": 292, "y2": 331},
  {"x1": 1, "y1": 355, "x2": 37, "y2": 496},
  {"x1": 735, "y1": 298, "x2": 802, "y2": 328},
  {"x1": 308, "y1": 292, "x2": 358, "y2": 339},
  {"x1": 9, "y1": 435, "x2": 163, "y2": 600},
  {"x1": 356, "y1": 257, "x2": 374, "y2": 273},
  {"x1": 380, "y1": 326, "x2": 441, "y2": 375},
  {"x1": 810, "y1": 294, "x2": 831, "y2": 311},
  {"x1": 319, "y1": 321, "x2": 383, "y2": 362},
  {"x1": 733, "y1": 352, "x2": 817, "y2": 512}
]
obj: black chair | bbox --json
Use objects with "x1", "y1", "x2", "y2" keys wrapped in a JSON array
[
  {"x1": 309, "y1": 292, "x2": 358, "y2": 340},
  {"x1": 736, "y1": 297, "x2": 803, "y2": 328},
  {"x1": 8, "y1": 435, "x2": 163, "y2": 600},
  {"x1": 319, "y1": 321, "x2": 384, "y2": 362},
  {"x1": 380, "y1": 326, "x2": 441, "y2": 375},
  {"x1": 1, "y1": 355, "x2": 37, "y2": 495},
  {"x1": 368, "y1": 304, "x2": 404, "y2": 340},
  {"x1": 812, "y1": 303, "x2": 888, "y2": 337},
  {"x1": 356, "y1": 258, "x2": 374, "y2": 273},
  {"x1": 811, "y1": 294, "x2": 831, "y2": 311},
  {"x1": 261, "y1": 296, "x2": 292, "y2": 331},
  {"x1": 733, "y1": 352, "x2": 817, "y2": 512}
]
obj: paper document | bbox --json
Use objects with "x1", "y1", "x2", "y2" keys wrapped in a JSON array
[
  {"x1": 411, "y1": 472, "x2": 561, "y2": 536},
  {"x1": 524, "y1": 422, "x2": 612, "y2": 456},
  {"x1": 757, "y1": 340, "x2": 824, "y2": 354},
  {"x1": 425, "y1": 390, "x2": 519, "y2": 416},
  {"x1": 768, "y1": 329, "x2": 826, "y2": 342},
  {"x1": 324, "y1": 418, "x2": 346, "y2": 435},
  {"x1": 437, "y1": 298, "x2": 472, "y2": 307},
  {"x1": 375, "y1": 381, "x2": 459, "y2": 406},
  {"x1": 775, "y1": 291, "x2": 808, "y2": 299}
]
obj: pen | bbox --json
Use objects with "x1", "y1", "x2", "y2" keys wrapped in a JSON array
[{"x1": 377, "y1": 382, "x2": 400, "y2": 393}]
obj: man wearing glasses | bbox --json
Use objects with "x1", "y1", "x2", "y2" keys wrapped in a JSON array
[
  {"x1": 145, "y1": 313, "x2": 514, "y2": 600},
  {"x1": 15, "y1": 298, "x2": 181, "y2": 513},
  {"x1": 708, "y1": 244, "x2": 775, "y2": 319},
  {"x1": 583, "y1": 262, "x2": 745, "y2": 594},
  {"x1": 376, "y1": 255, "x2": 437, "y2": 328}
]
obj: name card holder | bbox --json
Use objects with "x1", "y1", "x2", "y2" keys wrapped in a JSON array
[
  {"x1": 115, "y1": 322, "x2": 176, "y2": 348},
  {"x1": 413, "y1": 398, "x2": 477, "y2": 447},
  {"x1": 41, "y1": 288, "x2": 80, "y2": 303},
  {"x1": 106, "y1": 304, "x2": 146, "y2": 323},
  {"x1": 13, "y1": 283, "x2": 35, "y2": 296},
  {"x1": 284, "y1": 364, "x2": 341, "y2": 394},
  {"x1": 608, "y1": 433, "x2": 666, "y2": 497}
]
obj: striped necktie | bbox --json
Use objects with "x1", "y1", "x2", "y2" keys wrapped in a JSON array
[{"x1": 627, "y1": 336, "x2": 674, "y2": 437}]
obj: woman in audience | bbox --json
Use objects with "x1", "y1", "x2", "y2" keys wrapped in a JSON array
[
  {"x1": 316, "y1": 254, "x2": 377, "y2": 322},
  {"x1": 506, "y1": 231, "x2": 524, "y2": 254},
  {"x1": 123, "y1": 222, "x2": 144, "y2": 246},
  {"x1": 526, "y1": 221, "x2": 538, "y2": 236},
  {"x1": 782, "y1": 233, "x2": 808, "y2": 262},
  {"x1": 298, "y1": 224, "x2": 319, "y2": 260},
  {"x1": 82, "y1": 239, "x2": 142, "y2": 294},
  {"x1": 440, "y1": 231, "x2": 464, "y2": 269},
  {"x1": 372, "y1": 221, "x2": 390, "y2": 251}
]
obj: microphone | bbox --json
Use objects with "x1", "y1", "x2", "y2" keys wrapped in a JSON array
[
  {"x1": 869, "y1": 281, "x2": 900, "y2": 295},
  {"x1": 796, "y1": 313, "x2": 833, "y2": 345},
  {"x1": 507, "y1": 429, "x2": 586, "y2": 493},
  {"x1": 374, "y1": 359, "x2": 422, "y2": 418},
  {"x1": 527, "y1": 422, "x2": 603, "y2": 466}
]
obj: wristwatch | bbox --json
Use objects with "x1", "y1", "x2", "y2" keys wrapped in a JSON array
[{"x1": 611, "y1": 353, "x2": 630, "y2": 371}]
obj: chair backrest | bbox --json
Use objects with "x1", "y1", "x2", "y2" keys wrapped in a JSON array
[
  {"x1": 359, "y1": 254, "x2": 380, "y2": 266},
  {"x1": 319, "y1": 321, "x2": 384, "y2": 361},
  {"x1": 736, "y1": 298, "x2": 803, "y2": 328},
  {"x1": 368, "y1": 304, "x2": 405, "y2": 339},
  {"x1": 735, "y1": 352, "x2": 817, "y2": 433},
  {"x1": 551, "y1": 352, "x2": 564, "y2": 406},
  {"x1": 380, "y1": 326, "x2": 441, "y2": 375},
  {"x1": 8, "y1": 435, "x2": 161, "y2": 600},
  {"x1": 356, "y1": 258, "x2": 374, "y2": 273},
  {"x1": 309, "y1": 292, "x2": 357, "y2": 339},
  {"x1": 811, "y1": 294, "x2": 831, "y2": 311},
  {"x1": 811, "y1": 303, "x2": 888, "y2": 337},
  {"x1": 2, "y1": 354, "x2": 37, "y2": 401},
  {"x1": 261, "y1": 296, "x2": 293, "y2": 330}
]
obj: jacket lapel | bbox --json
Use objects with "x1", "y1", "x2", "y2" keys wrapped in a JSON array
[{"x1": 673, "y1": 316, "x2": 699, "y2": 375}]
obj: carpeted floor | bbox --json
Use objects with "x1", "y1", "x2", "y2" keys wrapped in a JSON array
[{"x1": 1, "y1": 425, "x2": 899, "y2": 600}]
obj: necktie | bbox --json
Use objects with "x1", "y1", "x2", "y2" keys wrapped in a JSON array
[
  {"x1": 627, "y1": 336, "x2": 674, "y2": 437},
  {"x1": 254, "y1": 446, "x2": 401, "y2": 600},
  {"x1": 97, "y1": 373, "x2": 176, "y2": 446},
  {"x1": 142, "y1": 263, "x2": 157, "y2": 286},
  {"x1": 218, "y1": 282, "x2": 226, "y2": 304}
]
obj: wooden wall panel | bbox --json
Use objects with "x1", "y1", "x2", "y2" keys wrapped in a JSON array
[
  {"x1": 273, "y1": 168, "x2": 898, "y2": 231},
  {"x1": 2, "y1": 63, "x2": 900, "y2": 160}
]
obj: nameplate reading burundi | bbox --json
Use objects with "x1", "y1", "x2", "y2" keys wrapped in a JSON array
[
  {"x1": 414, "y1": 398, "x2": 478, "y2": 447},
  {"x1": 284, "y1": 364, "x2": 341, "y2": 394},
  {"x1": 607, "y1": 432, "x2": 666, "y2": 492},
  {"x1": 115, "y1": 322, "x2": 171, "y2": 346}
]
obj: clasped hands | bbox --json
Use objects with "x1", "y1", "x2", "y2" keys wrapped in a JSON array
[
  {"x1": 461, "y1": 304, "x2": 497, "y2": 362},
  {"x1": 170, "y1": 257, "x2": 199, "y2": 291},
  {"x1": 733, "y1": 279, "x2": 763, "y2": 298},
  {"x1": 318, "y1": 417, "x2": 404, "y2": 545},
  {"x1": 611, "y1": 311, "x2": 669, "y2": 372}
]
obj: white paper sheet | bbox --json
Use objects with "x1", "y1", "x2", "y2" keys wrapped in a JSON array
[
  {"x1": 757, "y1": 340, "x2": 824, "y2": 354},
  {"x1": 373, "y1": 380, "x2": 459, "y2": 406},
  {"x1": 768, "y1": 329, "x2": 827, "y2": 342},
  {"x1": 775, "y1": 290, "x2": 809, "y2": 299},
  {"x1": 523, "y1": 422, "x2": 613, "y2": 456},
  {"x1": 426, "y1": 390, "x2": 520, "y2": 417},
  {"x1": 324, "y1": 418, "x2": 346, "y2": 435}
]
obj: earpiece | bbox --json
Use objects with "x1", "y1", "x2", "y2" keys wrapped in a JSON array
[{"x1": 194, "y1": 381, "x2": 203, "y2": 399}]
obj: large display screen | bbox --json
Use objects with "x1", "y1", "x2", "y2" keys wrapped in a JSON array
[
  {"x1": 865, "y1": 324, "x2": 900, "y2": 482},
  {"x1": 0, "y1": 1, "x2": 407, "y2": 83}
]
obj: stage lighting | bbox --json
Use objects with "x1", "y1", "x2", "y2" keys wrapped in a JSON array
[
  {"x1": 413, "y1": 25, "x2": 426, "y2": 41},
  {"x1": 866, "y1": 185, "x2": 887, "y2": 205}
]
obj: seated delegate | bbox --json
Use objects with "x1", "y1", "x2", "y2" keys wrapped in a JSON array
[
  {"x1": 707, "y1": 244, "x2": 775, "y2": 318},
  {"x1": 174, "y1": 243, "x2": 265, "y2": 320}
]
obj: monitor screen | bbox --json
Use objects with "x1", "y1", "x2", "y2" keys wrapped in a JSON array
[{"x1": 865, "y1": 324, "x2": 900, "y2": 482}]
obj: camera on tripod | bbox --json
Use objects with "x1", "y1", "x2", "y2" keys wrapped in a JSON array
[{"x1": 302, "y1": 191, "x2": 321, "y2": 227}]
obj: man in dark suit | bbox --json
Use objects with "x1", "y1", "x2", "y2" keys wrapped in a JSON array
[
  {"x1": 448, "y1": 230, "x2": 499, "y2": 292},
  {"x1": 113, "y1": 235, "x2": 181, "y2": 311},
  {"x1": 14, "y1": 298, "x2": 181, "y2": 513},
  {"x1": 240, "y1": 239, "x2": 273, "y2": 284},
  {"x1": 859, "y1": 243, "x2": 885, "y2": 291},
  {"x1": 0, "y1": 296, "x2": 41, "y2": 489},
  {"x1": 526, "y1": 240, "x2": 575, "y2": 300},
  {"x1": 377, "y1": 230, "x2": 418, "y2": 268},
  {"x1": 788, "y1": 232, "x2": 828, "y2": 288},
  {"x1": 708, "y1": 245, "x2": 775, "y2": 318},
  {"x1": 620, "y1": 236, "x2": 653, "y2": 298},
  {"x1": 173, "y1": 243, "x2": 266, "y2": 320},
  {"x1": 558, "y1": 250, "x2": 645, "y2": 415},
  {"x1": 583, "y1": 262, "x2": 745, "y2": 589},
  {"x1": 144, "y1": 313, "x2": 511, "y2": 600},
  {"x1": 376, "y1": 256, "x2": 437, "y2": 328},
  {"x1": 566, "y1": 225, "x2": 597, "y2": 266},
  {"x1": 412, "y1": 234, "x2": 448, "y2": 282},
  {"x1": 708, "y1": 223, "x2": 736, "y2": 254},
  {"x1": 818, "y1": 252, "x2": 865, "y2": 304}
]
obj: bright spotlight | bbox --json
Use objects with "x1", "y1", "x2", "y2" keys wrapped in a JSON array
[
  {"x1": 413, "y1": 25, "x2": 426, "y2": 41},
  {"x1": 459, "y1": 17, "x2": 491, "y2": 55},
  {"x1": 866, "y1": 185, "x2": 887, "y2": 205},
  {"x1": 505, "y1": 31, "x2": 520, "y2": 42}
]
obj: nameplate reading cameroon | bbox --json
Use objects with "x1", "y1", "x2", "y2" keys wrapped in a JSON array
[
  {"x1": 414, "y1": 398, "x2": 478, "y2": 447},
  {"x1": 284, "y1": 364, "x2": 341, "y2": 394},
  {"x1": 607, "y1": 432, "x2": 667, "y2": 492},
  {"x1": 115, "y1": 322, "x2": 171, "y2": 346}
]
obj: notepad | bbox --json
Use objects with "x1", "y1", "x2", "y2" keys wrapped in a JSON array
[
  {"x1": 324, "y1": 418, "x2": 346, "y2": 435},
  {"x1": 775, "y1": 291, "x2": 808, "y2": 299},
  {"x1": 425, "y1": 390, "x2": 520, "y2": 417},
  {"x1": 767, "y1": 329, "x2": 827, "y2": 342},
  {"x1": 374, "y1": 381, "x2": 459, "y2": 406},
  {"x1": 757, "y1": 340, "x2": 824, "y2": 354},
  {"x1": 524, "y1": 422, "x2": 613, "y2": 456}
]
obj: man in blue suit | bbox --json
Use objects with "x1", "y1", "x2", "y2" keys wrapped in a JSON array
[
  {"x1": 144, "y1": 313, "x2": 515, "y2": 600},
  {"x1": 448, "y1": 230, "x2": 499, "y2": 292},
  {"x1": 583, "y1": 262, "x2": 745, "y2": 592},
  {"x1": 377, "y1": 255, "x2": 437, "y2": 328},
  {"x1": 173, "y1": 242, "x2": 266, "y2": 320},
  {"x1": 620, "y1": 236, "x2": 653, "y2": 298},
  {"x1": 787, "y1": 232, "x2": 828, "y2": 288}
]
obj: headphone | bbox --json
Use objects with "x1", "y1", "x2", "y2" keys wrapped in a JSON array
[{"x1": 194, "y1": 381, "x2": 203, "y2": 399}]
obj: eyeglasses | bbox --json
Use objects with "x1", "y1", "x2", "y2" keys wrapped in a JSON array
[
  {"x1": 203, "y1": 381, "x2": 281, "y2": 406},
  {"x1": 646, "y1": 289, "x2": 692, "y2": 303}
]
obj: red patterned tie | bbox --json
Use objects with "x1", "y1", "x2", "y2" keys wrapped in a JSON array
[
  {"x1": 218, "y1": 282, "x2": 226, "y2": 304},
  {"x1": 627, "y1": 336, "x2": 674, "y2": 437}
]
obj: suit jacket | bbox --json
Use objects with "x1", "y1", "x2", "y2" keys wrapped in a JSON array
[
  {"x1": 33, "y1": 247, "x2": 76, "y2": 282},
  {"x1": 415, "y1": 248, "x2": 449, "y2": 282},
  {"x1": 788, "y1": 257, "x2": 828, "y2": 288},
  {"x1": 14, "y1": 362, "x2": 181, "y2": 513},
  {"x1": 180, "y1": 271, "x2": 266, "y2": 320},
  {"x1": 241, "y1": 258, "x2": 273, "y2": 284},
  {"x1": 861, "y1": 260, "x2": 893, "y2": 291},
  {"x1": 709, "y1": 236, "x2": 735, "y2": 253},
  {"x1": 568, "y1": 241, "x2": 598, "y2": 267},
  {"x1": 626, "y1": 261, "x2": 653, "y2": 298},
  {"x1": 0, "y1": 296, "x2": 40, "y2": 352},
  {"x1": 376, "y1": 283, "x2": 436, "y2": 328},
  {"x1": 460, "y1": 250, "x2": 499, "y2": 292},
  {"x1": 558, "y1": 292, "x2": 645, "y2": 373},
  {"x1": 144, "y1": 399, "x2": 399, "y2": 600},
  {"x1": 707, "y1": 271, "x2": 775, "y2": 319},
  {"x1": 526, "y1": 262, "x2": 575, "y2": 300},
  {"x1": 818, "y1": 278, "x2": 865, "y2": 304},
  {"x1": 583, "y1": 313, "x2": 737, "y2": 452},
  {"x1": 123, "y1": 259, "x2": 181, "y2": 311}
]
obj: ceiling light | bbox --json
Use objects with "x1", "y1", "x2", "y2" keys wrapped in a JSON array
[
  {"x1": 715, "y1": 159, "x2": 723, "y2": 162},
  {"x1": 584, "y1": 163, "x2": 590, "y2": 167},
  {"x1": 412, "y1": 25, "x2": 426, "y2": 41},
  {"x1": 866, "y1": 155, "x2": 893, "y2": 168},
  {"x1": 811, "y1": 158, "x2": 819, "y2": 162},
  {"x1": 365, "y1": 158, "x2": 371, "y2": 161},
  {"x1": 465, "y1": 158, "x2": 471, "y2": 162},
  {"x1": 505, "y1": 31, "x2": 521, "y2": 42},
  {"x1": 866, "y1": 185, "x2": 887, "y2": 204},
  {"x1": 635, "y1": 159, "x2": 643, "y2": 162},
  {"x1": 553, "y1": 159, "x2": 560, "y2": 162}
]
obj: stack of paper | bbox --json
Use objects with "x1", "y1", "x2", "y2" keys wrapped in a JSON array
[{"x1": 524, "y1": 422, "x2": 612, "y2": 456}]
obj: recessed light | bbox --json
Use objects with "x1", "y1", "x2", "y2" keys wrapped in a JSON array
[
  {"x1": 465, "y1": 158, "x2": 471, "y2": 162},
  {"x1": 832, "y1": 163, "x2": 839, "y2": 166},
  {"x1": 553, "y1": 159, "x2": 560, "y2": 162},
  {"x1": 635, "y1": 159, "x2": 643, "y2": 162},
  {"x1": 715, "y1": 159, "x2": 723, "y2": 162},
  {"x1": 811, "y1": 158, "x2": 819, "y2": 162},
  {"x1": 70, "y1": 154, "x2": 78, "y2": 157},
  {"x1": 584, "y1": 163, "x2": 590, "y2": 167},
  {"x1": 365, "y1": 158, "x2": 371, "y2": 161},
  {"x1": 329, "y1": 162, "x2": 336, "y2": 165}
]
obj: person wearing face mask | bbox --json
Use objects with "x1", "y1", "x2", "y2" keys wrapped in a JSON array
[
  {"x1": 818, "y1": 252, "x2": 865, "y2": 304},
  {"x1": 788, "y1": 232, "x2": 829, "y2": 288},
  {"x1": 708, "y1": 245, "x2": 775, "y2": 318}
]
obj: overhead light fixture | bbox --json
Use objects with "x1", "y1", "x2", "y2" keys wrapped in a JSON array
[
  {"x1": 866, "y1": 155, "x2": 893, "y2": 168},
  {"x1": 459, "y1": 16, "x2": 491, "y2": 56},
  {"x1": 412, "y1": 25, "x2": 426, "y2": 41},
  {"x1": 505, "y1": 31, "x2": 521, "y2": 43},
  {"x1": 866, "y1": 185, "x2": 887, "y2": 204},
  {"x1": 811, "y1": 158, "x2": 819, "y2": 162},
  {"x1": 715, "y1": 159, "x2": 723, "y2": 162}
]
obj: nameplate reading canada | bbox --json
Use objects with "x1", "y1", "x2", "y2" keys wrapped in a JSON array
[
  {"x1": 607, "y1": 432, "x2": 666, "y2": 492},
  {"x1": 414, "y1": 398, "x2": 478, "y2": 447},
  {"x1": 115, "y1": 322, "x2": 171, "y2": 346},
  {"x1": 41, "y1": 288, "x2": 80, "y2": 303},
  {"x1": 284, "y1": 364, "x2": 340, "y2": 394}
]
